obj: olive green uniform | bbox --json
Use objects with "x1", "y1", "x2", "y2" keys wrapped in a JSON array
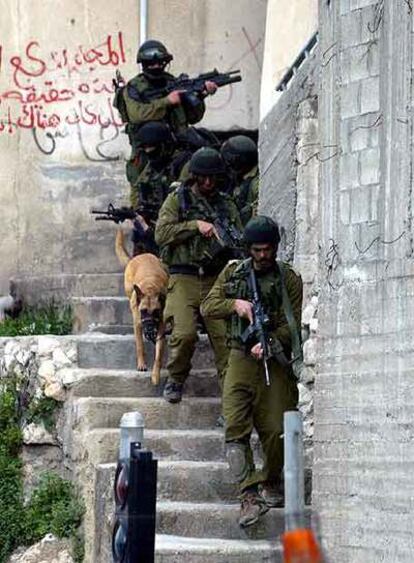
[
  {"x1": 233, "y1": 166, "x2": 259, "y2": 226},
  {"x1": 155, "y1": 184, "x2": 242, "y2": 386},
  {"x1": 201, "y1": 258, "x2": 302, "y2": 492},
  {"x1": 121, "y1": 72, "x2": 206, "y2": 186},
  {"x1": 130, "y1": 151, "x2": 192, "y2": 255}
]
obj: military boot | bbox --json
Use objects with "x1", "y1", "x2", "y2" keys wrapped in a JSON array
[
  {"x1": 239, "y1": 488, "x2": 269, "y2": 527},
  {"x1": 261, "y1": 482, "x2": 284, "y2": 508},
  {"x1": 163, "y1": 378, "x2": 183, "y2": 403}
]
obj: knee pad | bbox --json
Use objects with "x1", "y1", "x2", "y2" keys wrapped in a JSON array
[{"x1": 226, "y1": 441, "x2": 250, "y2": 484}]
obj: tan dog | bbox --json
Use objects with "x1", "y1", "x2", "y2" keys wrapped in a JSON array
[{"x1": 115, "y1": 229, "x2": 168, "y2": 385}]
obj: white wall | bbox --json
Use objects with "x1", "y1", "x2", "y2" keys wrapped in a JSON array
[{"x1": 260, "y1": 0, "x2": 317, "y2": 118}]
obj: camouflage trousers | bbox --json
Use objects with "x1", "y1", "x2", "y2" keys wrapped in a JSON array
[
  {"x1": 163, "y1": 273, "x2": 229, "y2": 386},
  {"x1": 223, "y1": 348, "x2": 298, "y2": 493}
]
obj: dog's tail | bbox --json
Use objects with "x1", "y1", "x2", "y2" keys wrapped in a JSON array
[{"x1": 115, "y1": 229, "x2": 131, "y2": 267}]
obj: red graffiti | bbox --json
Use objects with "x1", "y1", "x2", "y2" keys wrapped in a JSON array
[
  {"x1": 0, "y1": 32, "x2": 126, "y2": 134},
  {"x1": 9, "y1": 32, "x2": 125, "y2": 89}
]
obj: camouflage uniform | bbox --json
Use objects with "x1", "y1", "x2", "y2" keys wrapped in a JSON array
[
  {"x1": 201, "y1": 258, "x2": 302, "y2": 493},
  {"x1": 233, "y1": 166, "x2": 259, "y2": 226},
  {"x1": 154, "y1": 183, "x2": 242, "y2": 388},
  {"x1": 122, "y1": 72, "x2": 206, "y2": 186},
  {"x1": 130, "y1": 150, "x2": 192, "y2": 255}
]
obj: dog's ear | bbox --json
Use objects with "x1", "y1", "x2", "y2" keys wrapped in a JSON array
[{"x1": 133, "y1": 285, "x2": 144, "y2": 300}]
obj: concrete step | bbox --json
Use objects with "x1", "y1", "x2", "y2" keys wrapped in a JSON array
[
  {"x1": 12, "y1": 272, "x2": 124, "y2": 303},
  {"x1": 99, "y1": 534, "x2": 281, "y2": 563},
  {"x1": 154, "y1": 535, "x2": 282, "y2": 563},
  {"x1": 100, "y1": 502, "x2": 285, "y2": 549},
  {"x1": 68, "y1": 367, "x2": 219, "y2": 398},
  {"x1": 97, "y1": 460, "x2": 236, "y2": 503},
  {"x1": 76, "y1": 333, "x2": 215, "y2": 370},
  {"x1": 90, "y1": 324, "x2": 133, "y2": 334},
  {"x1": 72, "y1": 296, "x2": 130, "y2": 333},
  {"x1": 156, "y1": 502, "x2": 285, "y2": 540},
  {"x1": 83, "y1": 428, "x2": 226, "y2": 464},
  {"x1": 72, "y1": 397, "x2": 221, "y2": 430}
]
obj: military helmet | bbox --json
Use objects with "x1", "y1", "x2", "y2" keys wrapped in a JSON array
[
  {"x1": 189, "y1": 147, "x2": 226, "y2": 176},
  {"x1": 135, "y1": 122, "x2": 174, "y2": 147},
  {"x1": 221, "y1": 135, "x2": 258, "y2": 171},
  {"x1": 136, "y1": 40, "x2": 173, "y2": 64},
  {"x1": 243, "y1": 215, "x2": 281, "y2": 246}
]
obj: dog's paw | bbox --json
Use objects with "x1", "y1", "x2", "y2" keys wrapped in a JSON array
[
  {"x1": 137, "y1": 362, "x2": 148, "y2": 372},
  {"x1": 151, "y1": 370, "x2": 161, "y2": 386}
]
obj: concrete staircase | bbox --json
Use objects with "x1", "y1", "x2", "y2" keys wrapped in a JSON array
[{"x1": 62, "y1": 272, "x2": 283, "y2": 562}]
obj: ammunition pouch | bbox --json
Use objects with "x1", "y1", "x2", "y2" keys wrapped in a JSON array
[
  {"x1": 269, "y1": 337, "x2": 290, "y2": 368},
  {"x1": 198, "y1": 242, "x2": 237, "y2": 277}
]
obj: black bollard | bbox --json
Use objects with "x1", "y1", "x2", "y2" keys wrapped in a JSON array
[{"x1": 112, "y1": 442, "x2": 158, "y2": 562}]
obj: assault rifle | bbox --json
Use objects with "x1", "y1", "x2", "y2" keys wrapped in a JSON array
[
  {"x1": 127, "y1": 68, "x2": 242, "y2": 104},
  {"x1": 241, "y1": 262, "x2": 290, "y2": 386},
  {"x1": 112, "y1": 69, "x2": 125, "y2": 93},
  {"x1": 91, "y1": 204, "x2": 137, "y2": 224},
  {"x1": 199, "y1": 197, "x2": 244, "y2": 268}
]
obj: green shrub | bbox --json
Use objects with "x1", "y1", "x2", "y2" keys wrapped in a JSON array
[
  {"x1": 0, "y1": 302, "x2": 72, "y2": 337},
  {"x1": 0, "y1": 453, "x2": 25, "y2": 563},
  {"x1": 0, "y1": 381, "x2": 25, "y2": 562},
  {"x1": 26, "y1": 396, "x2": 60, "y2": 433},
  {"x1": 24, "y1": 473, "x2": 85, "y2": 545},
  {"x1": 0, "y1": 380, "x2": 84, "y2": 563}
]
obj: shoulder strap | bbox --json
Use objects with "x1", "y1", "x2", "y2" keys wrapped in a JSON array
[
  {"x1": 177, "y1": 184, "x2": 192, "y2": 220},
  {"x1": 277, "y1": 261, "x2": 303, "y2": 378}
]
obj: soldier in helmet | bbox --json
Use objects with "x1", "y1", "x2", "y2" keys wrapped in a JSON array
[
  {"x1": 201, "y1": 216, "x2": 303, "y2": 527},
  {"x1": 130, "y1": 121, "x2": 193, "y2": 255},
  {"x1": 221, "y1": 135, "x2": 259, "y2": 225},
  {"x1": 155, "y1": 147, "x2": 243, "y2": 403},
  {"x1": 117, "y1": 40, "x2": 217, "y2": 186}
]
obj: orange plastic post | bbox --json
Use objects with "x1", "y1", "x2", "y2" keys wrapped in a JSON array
[{"x1": 282, "y1": 528, "x2": 324, "y2": 563}]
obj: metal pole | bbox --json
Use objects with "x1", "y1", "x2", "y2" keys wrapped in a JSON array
[
  {"x1": 119, "y1": 411, "x2": 145, "y2": 459},
  {"x1": 140, "y1": 0, "x2": 148, "y2": 44},
  {"x1": 284, "y1": 410, "x2": 305, "y2": 530}
]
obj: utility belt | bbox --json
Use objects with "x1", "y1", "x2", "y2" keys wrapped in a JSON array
[{"x1": 168, "y1": 264, "x2": 219, "y2": 277}]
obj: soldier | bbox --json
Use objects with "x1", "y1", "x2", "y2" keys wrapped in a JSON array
[
  {"x1": 128, "y1": 121, "x2": 177, "y2": 255},
  {"x1": 201, "y1": 216, "x2": 303, "y2": 527},
  {"x1": 117, "y1": 40, "x2": 217, "y2": 186},
  {"x1": 154, "y1": 147, "x2": 243, "y2": 404},
  {"x1": 221, "y1": 135, "x2": 259, "y2": 225}
]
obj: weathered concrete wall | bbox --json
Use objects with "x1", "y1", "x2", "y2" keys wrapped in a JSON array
[
  {"x1": 259, "y1": 48, "x2": 319, "y2": 273},
  {"x1": 260, "y1": 0, "x2": 318, "y2": 118},
  {"x1": 0, "y1": 0, "x2": 267, "y2": 294},
  {"x1": 314, "y1": 1, "x2": 414, "y2": 561}
]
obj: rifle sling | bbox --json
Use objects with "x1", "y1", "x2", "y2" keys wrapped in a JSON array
[
  {"x1": 277, "y1": 261, "x2": 303, "y2": 376},
  {"x1": 247, "y1": 263, "x2": 290, "y2": 368}
]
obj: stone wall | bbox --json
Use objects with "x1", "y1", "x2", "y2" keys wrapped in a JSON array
[
  {"x1": 314, "y1": 1, "x2": 414, "y2": 561},
  {"x1": 259, "y1": 48, "x2": 319, "y2": 283},
  {"x1": 0, "y1": 335, "x2": 79, "y2": 494}
]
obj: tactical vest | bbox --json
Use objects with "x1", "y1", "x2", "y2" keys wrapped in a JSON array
[
  {"x1": 131, "y1": 163, "x2": 171, "y2": 225},
  {"x1": 224, "y1": 259, "x2": 283, "y2": 348},
  {"x1": 124, "y1": 73, "x2": 190, "y2": 140},
  {"x1": 160, "y1": 184, "x2": 238, "y2": 275}
]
